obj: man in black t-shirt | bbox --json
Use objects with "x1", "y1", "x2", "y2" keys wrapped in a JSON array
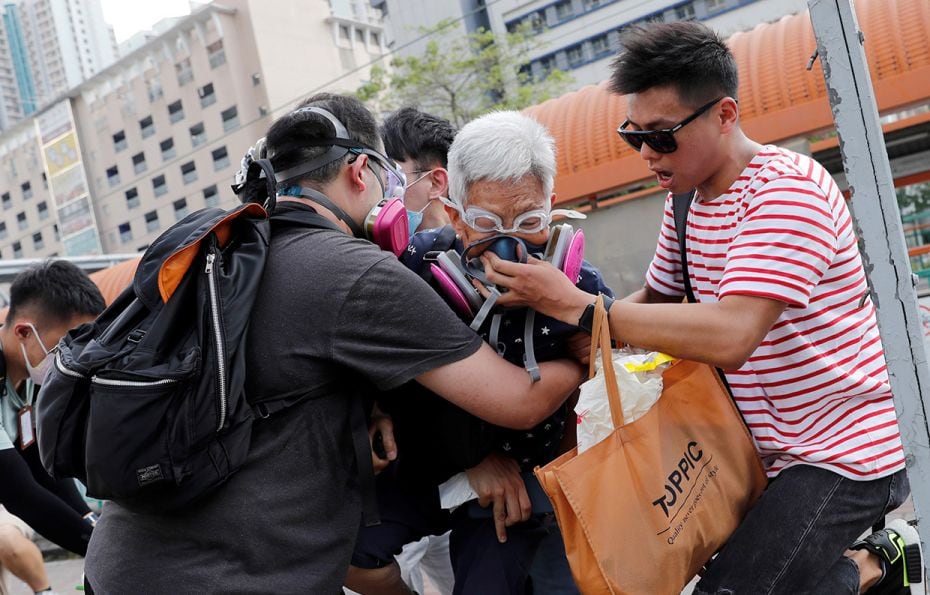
[{"x1": 84, "y1": 94, "x2": 583, "y2": 594}]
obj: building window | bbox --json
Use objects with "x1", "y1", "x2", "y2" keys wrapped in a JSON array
[
  {"x1": 705, "y1": 0, "x2": 727, "y2": 12},
  {"x1": 119, "y1": 222, "x2": 132, "y2": 243},
  {"x1": 371, "y1": 32, "x2": 380, "y2": 46},
  {"x1": 207, "y1": 40, "x2": 225, "y2": 69},
  {"x1": 584, "y1": 0, "x2": 606, "y2": 9},
  {"x1": 37, "y1": 201, "x2": 48, "y2": 219},
  {"x1": 1, "y1": 193, "x2": 9, "y2": 210},
  {"x1": 147, "y1": 77, "x2": 163, "y2": 102},
  {"x1": 140, "y1": 115, "x2": 154, "y2": 138},
  {"x1": 555, "y1": 0, "x2": 574, "y2": 21},
  {"x1": 339, "y1": 25, "x2": 350, "y2": 42},
  {"x1": 181, "y1": 161, "x2": 197, "y2": 184},
  {"x1": 17, "y1": 211, "x2": 27, "y2": 230},
  {"x1": 106, "y1": 165, "x2": 119, "y2": 187},
  {"x1": 0, "y1": 222, "x2": 6, "y2": 239},
  {"x1": 221, "y1": 106, "x2": 238, "y2": 132},
  {"x1": 145, "y1": 210, "x2": 160, "y2": 232},
  {"x1": 199, "y1": 82, "x2": 215, "y2": 108},
  {"x1": 126, "y1": 187, "x2": 140, "y2": 209},
  {"x1": 677, "y1": 3, "x2": 696, "y2": 19},
  {"x1": 591, "y1": 34, "x2": 610, "y2": 57},
  {"x1": 113, "y1": 129, "x2": 127, "y2": 152},
  {"x1": 132, "y1": 151, "x2": 147, "y2": 174},
  {"x1": 152, "y1": 174, "x2": 167, "y2": 197},
  {"x1": 41, "y1": 172, "x2": 47, "y2": 189},
  {"x1": 32, "y1": 231, "x2": 43, "y2": 250},
  {"x1": 12, "y1": 241, "x2": 22, "y2": 258},
  {"x1": 212, "y1": 146, "x2": 230, "y2": 171},
  {"x1": 160, "y1": 137, "x2": 176, "y2": 160},
  {"x1": 189, "y1": 122, "x2": 206, "y2": 147},
  {"x1": 168, "y1": 99, "x2": 184, "y2": 123},
  {"x1": 173, "y1": 198, "x2": 188, "y2": 220},
  {"x1": 53, "y1": 224, "x2": 59, "y2": 241},
  {"x1": 21, "y1": 181, "x2": 32, "y2": 200},
  {"x1": 203, "y1": 184, "x2": 219, "y2": 207},
  {"x1": 567, "y1": 45, "x2": 585, "y2": 67},
  {"x1": 175, "y1": 57, "x2": 193, "y2": 86}
]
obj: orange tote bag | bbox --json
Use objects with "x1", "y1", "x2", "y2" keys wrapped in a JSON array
[{"x1": 535, "y1": 296, "x2": 767, "y2": 594}]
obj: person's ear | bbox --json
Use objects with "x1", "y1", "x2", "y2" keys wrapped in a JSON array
[
  {"x1": 718, "y1": 97, "x2": 739, "y2": 134},
  {"x1": 12, "y1": 322, "x2": 33, "y2": 342},
  {"x1": 550, "y1": 193, "x2": 557, "y2": 208},
  {"x1": 346, "y1": 153, "x2": 370, "y2": 194},
  {"x1": 429, "y1": 168, "x2": 449, "y2": 200},
  {"x1": 446, "y1": 202, "x2": 466, "y2": 238}
]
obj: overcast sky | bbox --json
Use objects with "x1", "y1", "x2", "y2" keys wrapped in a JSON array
[{"x1": 99, "y1": 0, "x2": 192, "y2": 43}]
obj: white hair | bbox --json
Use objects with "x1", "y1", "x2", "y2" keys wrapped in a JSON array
[{"x1": 448, "y1": 111, "x2": 556, "y2": 205}]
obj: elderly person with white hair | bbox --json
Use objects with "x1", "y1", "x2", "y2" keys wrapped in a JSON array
[{"x1": 346, "y1": 111, "x2": 613, "y2": 595}]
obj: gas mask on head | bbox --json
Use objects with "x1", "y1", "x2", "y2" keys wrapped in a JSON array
[
  {"x1": 427, "y1": 223, "x2": 586, "y2": 381},
  {"x1": 246, "y1": 107, "x2": 410, "y2": 255}
]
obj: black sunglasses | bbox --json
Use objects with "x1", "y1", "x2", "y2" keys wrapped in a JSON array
[{"x1": 617, "y1": 97, "x2": 726, "y2": 154}]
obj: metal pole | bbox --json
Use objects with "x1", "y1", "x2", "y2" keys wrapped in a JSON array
[{"x1": 808, "y1": 0, "x2": 930, "y2": 579}]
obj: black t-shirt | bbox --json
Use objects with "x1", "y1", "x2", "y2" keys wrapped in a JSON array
[{"x1": 85, "y1": 206, "x2": 482, "y2": 594}]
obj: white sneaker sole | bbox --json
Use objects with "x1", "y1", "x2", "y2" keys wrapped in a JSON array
[{"x1": 888, "y1": 518, "x2": 925, "y2": 594}]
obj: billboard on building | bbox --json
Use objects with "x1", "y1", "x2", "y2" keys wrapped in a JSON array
[{"x1": 35, "y1": 101, "x2": 103, "y2": 256}]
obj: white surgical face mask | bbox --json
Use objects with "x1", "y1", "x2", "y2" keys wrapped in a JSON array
[{"x1": 20, "y1": 322, "x2": 53, "y2": 386}]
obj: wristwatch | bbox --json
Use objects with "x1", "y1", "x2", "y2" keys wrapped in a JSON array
[{"x1": 577, "y1": 293, "x2": 615, "y2": 334}]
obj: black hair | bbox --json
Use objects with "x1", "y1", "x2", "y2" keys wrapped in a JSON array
[
  {"x1": 609, "y1": 21, "x2": 738, "y2": 108},
  {"x1": 267, "y1": 93, "x2": 380, "y2": 187},
  {"x1": 6, "y1": 260, "x2": 106, "y2": 326},
  {"x1": 381, "y1": 107, "x2": 457, "y2": 169}
]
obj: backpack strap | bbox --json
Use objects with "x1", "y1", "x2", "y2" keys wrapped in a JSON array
[
  {"x1": 671, "y1": 190, "x2": 697, "y2": 304},
  {"x1": 671, "y1": 190, "x2": 742, "y2": 412}
]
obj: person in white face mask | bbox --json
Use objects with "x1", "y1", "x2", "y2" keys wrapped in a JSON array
[{"x1": 0, "y1": 260, "x2": 105, "y2": 594}]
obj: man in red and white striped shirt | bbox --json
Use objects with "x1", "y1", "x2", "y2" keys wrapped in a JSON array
[{"x1": 483, "y1": 20, "x2": 922, "y2": 595}]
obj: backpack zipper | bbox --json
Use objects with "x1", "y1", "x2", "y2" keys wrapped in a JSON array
[
  {"x1": 91, "y1": 376, "x2": 177, "y2": 387},
  {"x1": 54, "y1": 351, "x2": 85, "y2": 379},
  {"x1": 204, "y1": 250, "x2": 228, "y2": 432}
]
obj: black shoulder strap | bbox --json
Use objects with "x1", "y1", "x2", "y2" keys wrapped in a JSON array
[
  {"x1": 671, "y1": 190, "x2": 697, "y2": 304},
  {"x1": 672, "y1": 190, "x2": 742, "y2": 404}
]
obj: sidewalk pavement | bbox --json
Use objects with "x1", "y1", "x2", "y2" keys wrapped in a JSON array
[{"x1": 6, "y1": 498, "x2": 922, "y2": 595}]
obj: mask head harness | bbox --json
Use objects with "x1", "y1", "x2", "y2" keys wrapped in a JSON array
[
  {"x1": 231, "y1": 137, "x2": 277, "y2": 213},
  {"x1": 234, "y1": 107, "x2": 409, "y2": 255}
]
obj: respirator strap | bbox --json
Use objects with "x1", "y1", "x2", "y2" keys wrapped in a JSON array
[
  {"x1": 489, "y1": 314, "x2": 505, "y2": 356},
  {"x1": 522, "y1": 310, "x2": 541, "y2": 383},
  {"x1": 294, "y1": 188, "x2": 364, "y2": 238},
  {"x1": 470, "y1": 288, "x2": 500, "y2": 332}
]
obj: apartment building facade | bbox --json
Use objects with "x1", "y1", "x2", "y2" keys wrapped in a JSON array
[
  {"x1": 0, "y1": 0, "x2": 118, "y2": 130},
  {"x1": 0, "y1": 0, "x2": 386, "y2": 259}
]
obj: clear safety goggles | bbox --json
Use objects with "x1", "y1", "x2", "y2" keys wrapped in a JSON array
[
  {"x1": 352, "y1": 148, "x2": 407, "y2": 200},
  {"x1": 439, "y1": 196, "x2": 584, "y2": 234}
]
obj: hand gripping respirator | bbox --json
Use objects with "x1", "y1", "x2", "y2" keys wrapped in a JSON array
[
  {"x1": 428, "y1": 219, "x2": 586, "y2": 382},
  {"x1": 233, "y1": 107, "x2": 410, "y2": 256}
]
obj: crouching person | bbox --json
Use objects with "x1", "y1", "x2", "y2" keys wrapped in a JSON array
[{"x1": 348, "y1": 111, "x2": 609, "y2": 595}]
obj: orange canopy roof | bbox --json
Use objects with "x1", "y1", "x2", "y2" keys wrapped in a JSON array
[{"x1": 526, "y1": 0, "x2": 930, "y2": 205}]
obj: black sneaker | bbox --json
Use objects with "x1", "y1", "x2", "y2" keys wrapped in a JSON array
[{"x1": 853, "y1": 519, "x2": 924, "y2": 594}]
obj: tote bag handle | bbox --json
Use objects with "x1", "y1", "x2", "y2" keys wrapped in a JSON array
[{"x1": 587, "y1": 294, "x2": 625, "y2": 428}]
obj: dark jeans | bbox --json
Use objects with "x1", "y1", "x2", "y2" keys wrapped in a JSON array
[{"x1": 694, "y1": 465, "x2": 909, "y2": 595}]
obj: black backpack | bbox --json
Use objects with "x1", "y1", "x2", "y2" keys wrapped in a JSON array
[{"x1": 36, "y1": 193, "x2": 379, "y2": 521}]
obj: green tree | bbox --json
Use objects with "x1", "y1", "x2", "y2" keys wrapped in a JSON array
[{"x1": 356, "y1": 20, "x2": 573, "y2": 127}]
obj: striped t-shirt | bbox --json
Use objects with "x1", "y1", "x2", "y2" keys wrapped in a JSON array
[{"x1": 645, "y1": 145, "x2": 904, "y2": 480}]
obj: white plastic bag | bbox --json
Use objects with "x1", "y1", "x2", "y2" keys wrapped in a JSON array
[{"x1": 575, "y1": 350, "x2": 673, "y2": 453}]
